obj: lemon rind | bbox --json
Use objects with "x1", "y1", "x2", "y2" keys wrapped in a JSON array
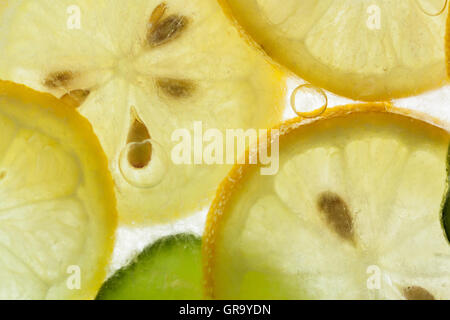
[
  {"x1": 0, "y1": 80, "x2": 117, "y2": 300},
  {"x1": 202, "y1": 102, "x2": 450, "y2": 299}
]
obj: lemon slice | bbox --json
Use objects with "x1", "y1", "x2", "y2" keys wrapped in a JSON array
[
  {"x1": 0, "y1": 81, "x2": 116, "y2": 299},
  {"x1": 446, "y1": 7, "x2": 450, "y2": 78},
  {"x1": 97, "y1": 234, "x2": 202, "y2": 300},
  {"x1": 204, "y1": 104, "x2": 450, "y2": 300},
  {"x1": 0, "y1": 0, "x2": 286, "y2": 225},
  {"x1": 221, "y1": 0, "x2": 447, "y2": 101}
]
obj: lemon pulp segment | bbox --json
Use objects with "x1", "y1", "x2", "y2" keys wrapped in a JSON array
[
  {"x1": 204, "y1": 104, "x2": 450, "y2": 300},
  {"x1": 0, "y1": 0, "x2": 286, "y2": 225},
  {"x1": 0, "y1": 80, "x2": 116, "y2": 299},
  {"x1": 222, "y1": 0, "x2": 447, "y2": 101}
]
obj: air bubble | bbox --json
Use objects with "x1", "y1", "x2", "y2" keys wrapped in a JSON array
[
  {"x1": 119, "y1": 139, "x2": 169, "y2": 189},
  {"x1": 290, "y1": 84, "x2": 328, "y2": 118},
  {"x1": 415, "y1": 0, "x2": 447, "y2": 16}
]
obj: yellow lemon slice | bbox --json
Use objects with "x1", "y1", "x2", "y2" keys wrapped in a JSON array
[
  {"x1": 222, "y1": 0, "x2": 447, "y2": 100},
  {"x1": 0, "y1": 80, "x2": 116, "y2": 299},
  {"x1": 0, "y1": 0, "x2": 286, "y2": 225},
  {"x1": 446, "y1": 5, "x2": 450, "y2": 78},
  {"x1": 204, "y1": 104, "x2": 450, "y2": 300}
]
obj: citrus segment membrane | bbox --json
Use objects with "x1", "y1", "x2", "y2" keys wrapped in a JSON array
[
  {"x1": 0, "y1": 81, "x2": 116, "y2": 299},
  {"x1": 222, "y1": 0, "x2": 447, "y2": 101},
  {"x1": 0, "y1": 0, "x2": 286, "y2": 225},
  {"x1": 204, "y1": 104, "x2": 450, "y2": 300},
  {"x1": 97, "y1": 234, "x2": 202, "y2": 300}
]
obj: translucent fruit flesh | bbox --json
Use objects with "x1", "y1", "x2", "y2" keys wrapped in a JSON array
[
  {"x1": 0, "y1": 0, "x2": 286, "y2": 225},
  {"x1": 204, "y1": 104, "x2": 450, "y2": 300},
  {"x1": 0, "y1": 80, "x2": 116, "y2": 299},
  {"x1": 222, "y1": 0, "x2": 447, "y2": 101}
]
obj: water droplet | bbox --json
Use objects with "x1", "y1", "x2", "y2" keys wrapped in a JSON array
[
  {"x1": 290, "y1": 84, "x2": 328, "y2": 118},
  {"x1": 119, "y1": 139, "x2": 169, "y2": 189},
  {"x1": 415, "y1": 0, "x2": 447, "y2": 16}
]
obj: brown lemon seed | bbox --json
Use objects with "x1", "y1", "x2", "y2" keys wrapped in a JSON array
[
  {"x1": 44, "y1": 71, "x2": 73, "y2": 88},
  {"x1": 127, "y1": 108, "x2": 152, "y2": 169},
  {"x1": 149, "y1": 3, "x2": 167, "y2": 27},
  {"x1": 157, "y1": 78, "x2": 195, "y2": 98},
  {"x1": 403, "y1": 286, "x2": 435, "y2": 300},
  {"x1": 317, "y1": 191, "x2": 354, "y2": 242},
  {"x1": 60, "y1": 89, "x2": 90, "y2": 108},
  {"x1": 148, "y1": 14, "x2": 188, "y2": 47}
]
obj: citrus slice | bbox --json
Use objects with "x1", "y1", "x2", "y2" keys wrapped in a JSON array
[
  {"x1": 0, "y1": 80, "x2": 116, "y2": 299},
  {"x1": 0, "y1": 0, "x2": 286, "y2": 225},
  {"x1": 97, "y1": 234, "x2": 202, "y2": 300},
  {"x1": 204, "y1": 103, "x2": 450, "y2": 300},
  {"x1": 221, "y1": 0, "x2": 448, "y2": 101},
  {"x1": 446, "y1": 5, "x2": 450, "y2": 78}
]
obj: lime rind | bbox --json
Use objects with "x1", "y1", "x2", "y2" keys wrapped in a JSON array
[
  {"x1": 97, "y1": 234, "x2": 202, "y2": 300},
  {"x1": 442, "y1": 144, "x2": 450, "y2": 242}
]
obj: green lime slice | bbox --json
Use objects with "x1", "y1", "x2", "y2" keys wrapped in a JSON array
[
  {"x1": 97, "y1": 234, "x2": 202, "y2": 300},
  {"x1": 442, "y1": 145, "x2": 450, "y2": 243}
]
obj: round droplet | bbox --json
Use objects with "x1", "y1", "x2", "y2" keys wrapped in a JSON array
[
  {"x1": 290, "y1": 84, "x2": 328, "y2": 118},
  {"x1": 415, "y1": 0, "x2": 447, "y2": 16},
  {"x1": 119, "y1": 139, "x2": 169, "y2": 189}
]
